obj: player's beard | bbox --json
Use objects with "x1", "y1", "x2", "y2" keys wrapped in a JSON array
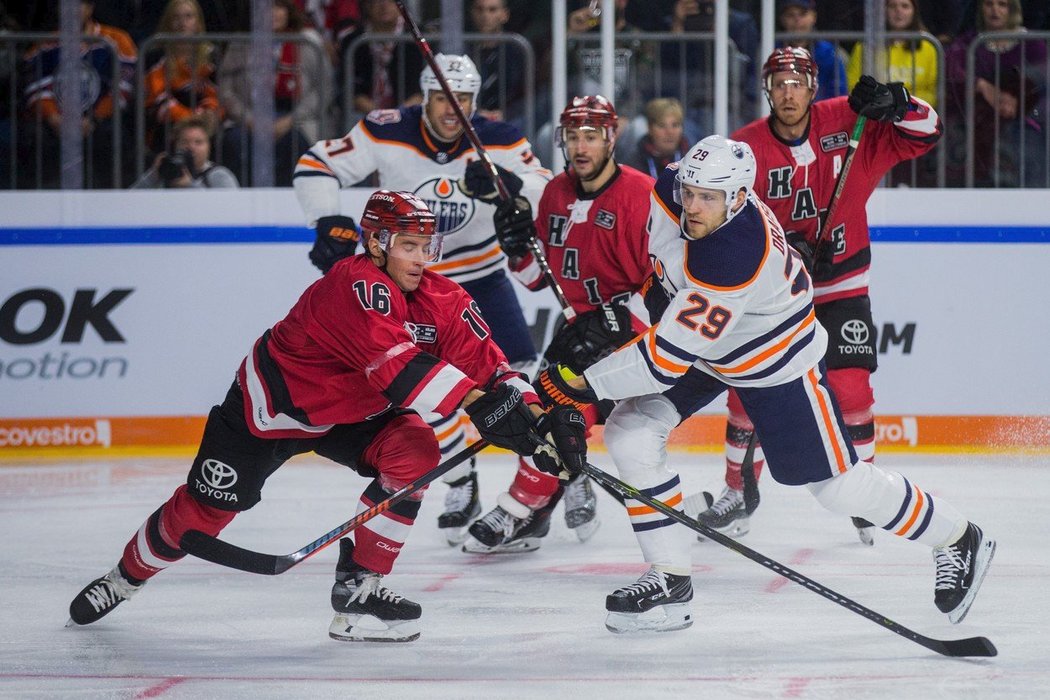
[{"x1": 577, "y1": 149, "x2": 613, "y2": 183}]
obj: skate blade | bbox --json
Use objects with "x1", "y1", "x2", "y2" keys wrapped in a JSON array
[
  {"x1": 696, "y1": 515, "x2": 749, "y2": 541},
  {"x1": 948, "y1": 538, "x2": 996, "y2": 624},
  {"x1": 570, "y1": 516, "x2": 600, "y2": 543},
  {"x1": 461, "y1": 536, "x2": 542, "y2": 554},
  {"x1": 604, "y1": 603, "x2": 693, "y2": 634},
  {"x1": 328, "y1": 614, "x2": 421, "y2": 643}
]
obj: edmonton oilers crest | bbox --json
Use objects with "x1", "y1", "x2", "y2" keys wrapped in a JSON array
[{"x1": 413, "y1": 177, "x2": 475, "y2": 235}]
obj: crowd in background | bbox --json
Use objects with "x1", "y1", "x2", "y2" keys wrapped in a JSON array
[{"x1": 0, "y1": 0, "x2": 1047, "y2": 189}]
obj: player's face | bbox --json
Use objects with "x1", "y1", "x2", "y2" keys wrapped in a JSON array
[
  {"x1": 376, "y1": 234, "x2": 434, "y2": 291},
  {"x1": 768, "y1": 70, "x2": 814, "y2": 128},
  {"x1": 679, "y1": 184, "x2": 728, "y2": 239},
  {"x1": 649, "y1": 114, "x2": 684, "y2": 157},
  {"x1": 425, "y1": 91, "x2": 475, "y2": 141},
  {"x1": 564, "y1": 126, "x2": 612, "y2": 181}
]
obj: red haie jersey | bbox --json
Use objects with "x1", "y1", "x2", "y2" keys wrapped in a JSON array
[
  {"x1": 732, "y1": 96, "x2": 940, "y2": 303},
  {"x1": 238, "y1": 255, "x2": 534, "y2": 439},
  {"x1": 510, "y1": 164, "x2": 656, "y2": 314}
]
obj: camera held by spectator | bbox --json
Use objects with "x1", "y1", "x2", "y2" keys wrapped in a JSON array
[{"x1": 158, "y1": 148, "x2": 198, "y2": 185}]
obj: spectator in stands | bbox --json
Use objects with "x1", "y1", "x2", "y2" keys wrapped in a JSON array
[
  {"x1": 778, "y1": 0, "x2": 848, "y2": 101},
  {"x1": 92, "y1": 0, "x2": 247, "y2": 45},
  {"x1": 946, "y1": 0, "x2": 1048, "y2": 186},
  {"x1": 143, "y1": 0, "x2": 223, "y2": 155},
  {"x1": 131, "y1": 114, "x2": 238, "y2": 188},
  {"x1": 20, "y1": 0, "x2": 137, "y2": 188},
  {"x1": 468, "y1": 0, "x2": 528, "y2": 125},
  {"x1": 624, "y1": 0, "x2": 759, "y2": 131},
  {"x1": 338, "y1": 0, "x2": 424, "y2": 118},
  {"x1": 847, "y1": 0, "x2": 938, "y2": 107},
  {"x1": 218, "y1": 0, "x2": 329, "y2": 186},
  {"x1": 624, "y1": 97, "x2": 692, "y2": 178}
]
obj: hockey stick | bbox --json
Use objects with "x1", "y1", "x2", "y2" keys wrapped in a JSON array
[
  {"x1": 578, "y1": 459, "x2": 996, "y2": 658},
  {"x1": 392, "y1": 0, "x2": 576, "y2": 321},
  {"x1": 179, "y1": 440, "x2": 487, "y2": 575},
  {"x1": 739, "y1": 432, "x2": 760, "y2": 515},
  {"x1": 816, "y1": 114, "x2": 866, "y2": 248}
]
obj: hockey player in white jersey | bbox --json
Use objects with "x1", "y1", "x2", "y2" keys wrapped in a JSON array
[
  {"x1": 293, "y1": 54, "x2": 552, "y2": 543},
  {"x1": 535, "y1": 135, "x2": 994, "y2": 633}
]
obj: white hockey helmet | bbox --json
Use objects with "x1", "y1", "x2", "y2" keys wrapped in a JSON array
[
  {"x1": 674, "y1": 135, "x2": 756, "y2": 222},
  {"x1": 420, "y1": 53, "x2": 482, "y2": 114}
]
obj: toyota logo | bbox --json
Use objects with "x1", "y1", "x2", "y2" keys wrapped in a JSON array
[
  {"x1": 841, "y1": 319, "x2": 869, "y2": 345},
  {"x1": 201, "y1": 459, "x2": 238, "y2": 489}
]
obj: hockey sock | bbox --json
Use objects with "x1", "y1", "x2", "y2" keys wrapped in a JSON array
[
  {"x1": 351, "y1": 479, "x2": 422, "y2": 574},
  {"x1": 723, "y1": 421, "x2": 765, "y2": 491}
]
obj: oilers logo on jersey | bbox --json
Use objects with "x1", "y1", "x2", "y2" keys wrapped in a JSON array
[{"x1": 413, "y1": 177, "x2": 476, "y2": 235}]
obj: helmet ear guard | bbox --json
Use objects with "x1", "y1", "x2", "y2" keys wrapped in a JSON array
[{"x1": 674, "y1": 135, "x2": 756, "y2": 223}]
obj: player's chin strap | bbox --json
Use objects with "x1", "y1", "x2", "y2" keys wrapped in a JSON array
[{"x1": 571, "y1": 458, "x2": 996, "y2": 658}]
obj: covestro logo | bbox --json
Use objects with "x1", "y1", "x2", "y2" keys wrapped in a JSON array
[{"x1": 0, "y1": 420, "x2": 112, "y2": 447}]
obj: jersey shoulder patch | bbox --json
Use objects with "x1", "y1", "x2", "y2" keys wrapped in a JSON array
[
  {"x1": 361, "y1": 105, "x2": 423, "y2": 144},
  {"x1": 684, "y1": 203, "x2": 767, "y2": 290}
]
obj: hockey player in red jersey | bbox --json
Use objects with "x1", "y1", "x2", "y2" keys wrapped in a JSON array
[
  {"x1": 463, "y1": 95, "x2": 658, "y2": 553},
  {"x1": 67, "y1": 190, "x2": 586, "y2": 643},
  {"x1": 535, "y1": 136, "x2": 993, "y2": 632},
  {"x1": 293, "y1": 54, "x2": 553, "y2": 545},
  {"x1": 691, "y1": 46, "x2": 942, "y2": 543}
]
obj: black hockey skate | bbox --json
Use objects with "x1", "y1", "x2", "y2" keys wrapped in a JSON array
[
  {"x1": 437, "y1": 468, "x2": 481, "y2": 546},
  {"x1": 329, "y1": 539, "x2": 421, "y2": 642},
  {"x1": 933, "y1": 522, "x2": 996, "y2": 624},
  {"x1": 462, "y1": 500, "x2": 552, "y2": 554},
  {"x1": 562, "y1": 473, "x2": 600, "y2": 542},
  {"x1": 852, "y1": 516, "x2": 876, "y2": 546},
  {"x1": 67, "y1": 564, "x2": 144, "y2": 626},
  {"x1": 605, "y1": 567, "x2": 694, "y2": 633},
  {"x1": 696, "y1": 486, "x2": 749, "y2": 539}
]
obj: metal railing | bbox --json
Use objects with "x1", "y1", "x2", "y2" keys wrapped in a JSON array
[
  {"x1": 964, "y1": 31, "x2": 1050, "y2": 188},
  {"x1": 0, "y1": 32, "x2": 125, "y2": 189},
  {"x1": 136, "y1": 33, "x2": 330, "y2": 186},
  {"x1": 342, "y1": 32, "x2": 535, "y2": 138}
]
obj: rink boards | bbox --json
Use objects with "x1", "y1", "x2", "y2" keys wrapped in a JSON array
[{"x1": 0, "y1": 188, "x2": 1047, "y2": 457}]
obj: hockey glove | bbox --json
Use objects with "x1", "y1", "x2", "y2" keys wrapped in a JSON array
[
  {"x1": 464, "y1": 383, "x2": 543, "y2": 456},
  {"x1": 493, "y1": 196, "x2": 536, "y2": 259},
  {"x1": 539, "y1": 404, "x2": 588, "y2": 477},
  {"x1": 458, "y1": 160, "x2": 524, "y2": 202},
  {"x1": 535, "y1": 364, "x2": 598, "y2": 412},
  {"x1": 848, "y1": 75, "x2": 910, "y2": 122},
  {"x1": 309, "y1": 215, "x2": 359, "y2": 274},
  {"x1": 543, "y1": 303, "x2": 635, "y2": 373}
]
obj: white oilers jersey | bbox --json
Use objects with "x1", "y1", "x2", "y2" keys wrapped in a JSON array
[
  {"x1": 585, "y1": 164, "x2": 828, "y2": 400},
  {"x1": 294, "y1": 105, "x2": 551, "y2": 283}
]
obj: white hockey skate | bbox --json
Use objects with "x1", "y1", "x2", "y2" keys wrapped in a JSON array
[{"x1": 605, "y1": 567, "x2": 694, "y2": 633}]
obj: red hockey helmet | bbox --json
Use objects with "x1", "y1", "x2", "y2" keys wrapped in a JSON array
[
  {"x1": 762, "y1": 46, "x2": 819, "y2": 95},
  {"x1": 359, "y1": 190, "x2": 442, "y2": 262},
  {"x1": 556, "y1": 94, "x2": 619, "y2": 146}
]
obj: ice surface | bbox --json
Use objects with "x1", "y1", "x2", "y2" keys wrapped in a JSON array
[{"x1": 1, "y1": 451, "x2": 1045, "y2": 698}]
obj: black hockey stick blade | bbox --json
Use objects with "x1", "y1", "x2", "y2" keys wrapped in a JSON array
[
  {"x1": 180, "y1": 440, "x2": 487, "y2": 575},
  {"x1": 578, "y1": 460, "x2": 997, "y2": 658},
  {"x1": 739, "y1": 432, "x2": 760, "y2": 514}
]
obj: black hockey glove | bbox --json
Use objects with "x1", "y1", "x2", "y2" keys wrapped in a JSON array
[
  {"x1": 493, "y1": 196, "x2": 536, "y2": 258},
  {"x1": 534, "y1": 363, "x2": 599, "y2": 412},
  {"x1": 543, "y1": 303, "x2": 635, "y2": 373},
  {"x1": 787, "y1": 231, "x2": 834, "y2": 280},
  {"x1": 309, "y1": 215, "x2": 359, "y2": 274},
  {"x1": 642, "y1": 273, "x2": 671, "y2": 323},
  {"x1": 458, "y1": 160, "x2": 524, "y2": 202},
  {"x1": 532, "y1": 405, "x2": 588, "y2": 479},
  {"x1": 848, "y1": 75, "x2": 910, "y2": 122},
  {"x1": 464, "y1": 383, "x2": 542, "y2": 456}
]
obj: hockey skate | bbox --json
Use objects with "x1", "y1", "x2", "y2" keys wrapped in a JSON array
[
  {"x1": 695, "y1": 485, "x2": 749, "y2": 539},
  {"x1": 462, "y1": 501, "x2": 551, "y2": 554},
  {"x1": 67, "y1": 565, "x2": 144, "y2": 626},
  {"x1": 437, "y1": 469, "x2": 481, "y2": 546},
  {"x1": 329, "y1": 539, "x2": 421, "y2": 642},
  {"x1": 605, "y1": 567, "x2": 694, "y2": 633},
  {"x1": 852, "y1": 516, "x2": 876, "y2": 547},
  {"x1": 562, "y1": 473, "x2": 600, "y2": 542},
  {"x1": 933, "y1": 522, "x2": 996, "y2": 624}
]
